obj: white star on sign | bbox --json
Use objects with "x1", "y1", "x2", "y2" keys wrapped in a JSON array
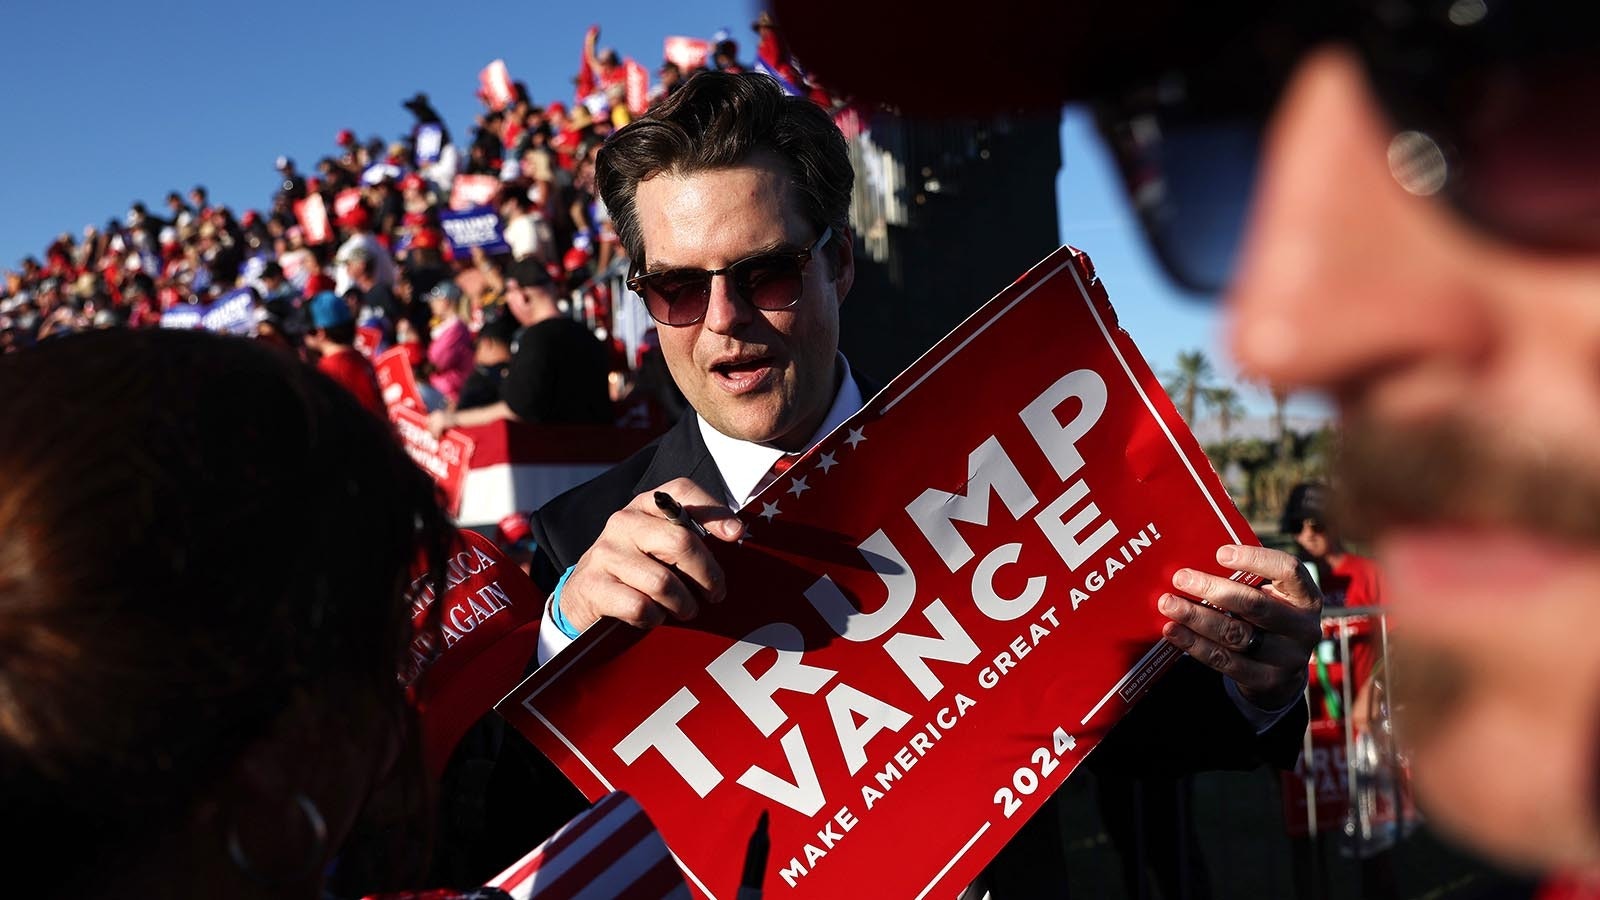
[
  {"x1": 816, "y1": 451, "x2": 837, "y2": 473},
  {"x1": 845, "y1": 426, "x2": 867, "y2": 448},
  {"x1": 760, "y1": 500, "x2": 781, "y2": 522},
  {"x1": 787, "y1": 476, "x2": 810, "y2": 497}
]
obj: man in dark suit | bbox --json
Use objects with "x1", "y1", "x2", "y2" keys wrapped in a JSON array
[{"x1": 524, "y1": 71, "x2": 1320, "y2": 894}]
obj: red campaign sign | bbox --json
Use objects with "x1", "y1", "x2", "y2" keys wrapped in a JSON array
[
  {"x1": 391, "y1": 404, "x2": 476, "y2": 518},
  {"x1": 404, "y1": 529, "x2": 545, "y2": 775},
  {"x1": 480, "y1": 59, "x2": 516, "y2": 111},
  {"x1": 355, "y1": 325, "x2": 384, "y2": 359},
  {"x1": 450, "y1": 174, "x2": 501, "y2": 212},
  {"x1": 374, "y1": 345, "x2": 425, "y2": 412},
  {"x1": 663, "y1": 36, "x2": 710, "y2": 72},
  {"x1": 334, "y1": 187, "x2": 365, "y2": 223},
  {"x1": 498, "y1": 246, "x2": 1260, "y2": 898},
  {"x1": 294, "y1": 193, "x2": 332, "y2": 245},
  {"x1": 624, "y1": 59, "x2": 650, "y2": 116}
]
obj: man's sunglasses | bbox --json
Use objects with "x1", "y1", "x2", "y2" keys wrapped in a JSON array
[
  {"x1": 1091, "y1": 2, "x2": 1600, "y2": 294},
  {"x1": 627, "y1": 227, "x2": 834, "y2": 326}
]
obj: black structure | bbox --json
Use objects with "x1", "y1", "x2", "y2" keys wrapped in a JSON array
[{"x1": 839, "y1": 111, "x2": 1064, "y2": 381}]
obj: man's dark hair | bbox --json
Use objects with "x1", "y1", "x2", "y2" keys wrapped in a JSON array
[{"x1": 596, "y1": 71, "x2": 853, "y2": 266}]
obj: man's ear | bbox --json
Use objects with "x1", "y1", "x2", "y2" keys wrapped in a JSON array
[{"x1": 831, "y1": 226, "x2": 855, "y2": 306}]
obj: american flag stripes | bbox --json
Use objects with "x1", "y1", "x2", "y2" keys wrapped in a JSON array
[{"x1": 486, "y1": 792, "x2": 690, "y2": 900}]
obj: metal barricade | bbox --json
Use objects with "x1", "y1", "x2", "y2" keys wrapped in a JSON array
[{"x1": 1285, "y1": 607, "x2": 1415, "y2": 856}]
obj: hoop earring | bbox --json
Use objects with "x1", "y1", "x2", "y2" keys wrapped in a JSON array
[{"x1": 227, "y1": 791, "x2": 329, "y2": 885}]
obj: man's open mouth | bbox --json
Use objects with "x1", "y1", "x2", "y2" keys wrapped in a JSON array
[{"x1": 710, "y1": 354, "x2": 777, "y2": 393}]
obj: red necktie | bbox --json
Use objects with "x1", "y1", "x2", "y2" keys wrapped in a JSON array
[{"x1": 753, "y1": 454, "x2": 799, "y2": 498}]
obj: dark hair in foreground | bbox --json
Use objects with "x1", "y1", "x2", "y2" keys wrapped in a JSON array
[
  {"x1": 596, "y1": 71, "x2": 854, "y2": 265},
  {"x1": 0, "y1": 329, "x2": 453, "y2": 894}
]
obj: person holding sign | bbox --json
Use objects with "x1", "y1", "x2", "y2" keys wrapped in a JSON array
[{"x1": 514, "y1": 72, "x2": 1320, "y2": 892}]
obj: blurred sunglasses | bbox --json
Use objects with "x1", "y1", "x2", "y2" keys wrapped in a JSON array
[
  {"x1": 627, "y1": 227, "x2": 833, "y2": 326},
  {"x1": 1092, "y1": 1, "x2": 1600, "y2": 294}
]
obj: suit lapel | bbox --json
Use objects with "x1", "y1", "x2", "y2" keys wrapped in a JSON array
[{"x1": 634, "y1": 413, "x2": 728, "y2": 501}]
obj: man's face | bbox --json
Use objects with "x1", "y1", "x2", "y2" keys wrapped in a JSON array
[
  {"x1": 634, "y1": 150, "x2": 852, "y2": 451},
  {"x1": 1226, "y1": 49, "x2": 1600, "y2": 869}
]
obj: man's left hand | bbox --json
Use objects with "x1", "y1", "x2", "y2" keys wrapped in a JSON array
[{"x1": 1158, "y1": 544, "x2": 1322, "y2": 710}]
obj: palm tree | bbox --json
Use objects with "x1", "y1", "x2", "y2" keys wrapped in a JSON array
[
  {"x1": 1164, "y1": 350, "x2": 1216, "y2": 424},
  {"x1": 1204, "y1": 386, "x2": 1247, "y2": 442},
  {"x1": 1270, "y1": 383, "x2": 1292, "y2": 456}
]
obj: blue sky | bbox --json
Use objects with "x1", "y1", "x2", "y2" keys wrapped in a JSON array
[{"x1": 0, "y1": 0, "x2": 1322, "y2": 418}]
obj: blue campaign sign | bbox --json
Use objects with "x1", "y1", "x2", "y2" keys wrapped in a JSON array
[
  {"x1": 160, "y1": 304, "x2": 205, "y2": 330},
  {"x1": 240, "y1": 254, "x2": 269, "y2": 286},
  {"x1": 416, "y1": 123, "x2": 445, "y2": 165},
  {"x1": 439, "y1": 205, "x2": 511, "y2": 261},
  {"x1": 200, "y1": 288, "x2": 257, "y2": 336}
]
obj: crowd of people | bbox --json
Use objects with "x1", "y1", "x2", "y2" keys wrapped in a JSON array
[
  {"x1": 9, "y1": 1, "x2": 1599, "y2": 898},
  {"x1": 0, "y1": 14, "x2": 835, "y2": 435}
]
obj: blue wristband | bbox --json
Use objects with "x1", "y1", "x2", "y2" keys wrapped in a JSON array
[{"x1": 550, "y1": 565, "x2": 581, "y2": 639}]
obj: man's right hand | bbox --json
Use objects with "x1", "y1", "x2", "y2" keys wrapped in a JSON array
[{"x1": 558, "y1": 477, "x2": 747, "y2": 632}]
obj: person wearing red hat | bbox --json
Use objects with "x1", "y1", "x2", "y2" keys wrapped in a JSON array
[
  {"x1": 497, "y1": 511, "x2": 538, "y2": 575},
  {"x1": 407, "y1": 226, "x2": 443, "y2": 252},
  {"x1": 333, "y1": 203, "x2": 395, "y2": 297}
]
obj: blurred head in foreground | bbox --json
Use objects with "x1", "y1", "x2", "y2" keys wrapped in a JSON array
[
  {"x1": 0, "y1": 329, "x2": 451, "y2": 898},
  {"x1": 776, "y1": 0, "x2": 1600, "y2": 873}
]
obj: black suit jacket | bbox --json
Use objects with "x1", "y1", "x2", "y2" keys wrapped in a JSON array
[{"x1": 529, "y1": 408, "x2": 726, "y2": 583}]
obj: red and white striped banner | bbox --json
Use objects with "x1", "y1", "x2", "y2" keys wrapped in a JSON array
[
  {"x1": 487, "y1": 792, "x2": 690, "y2": 899},
  {"x1": 455, "y1": 421, "x2": 662, "y2": 528}
]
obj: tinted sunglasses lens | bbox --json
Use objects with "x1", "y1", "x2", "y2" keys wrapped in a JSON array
[
  {"x1": 642, "y1": 271, "x2": 711, "y2": 325},
  {"x1": 1364, "y1": 5, "x2": 1600, "y2": 247},
  {"x1": 1101, "y1": 113, "x2": 1260, "y2": 295},
  {"x1": 731, "y1": 255, "x2": 805, "y2": 310}
]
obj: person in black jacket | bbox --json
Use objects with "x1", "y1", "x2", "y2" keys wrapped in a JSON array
[{"x1": 510, "y1": 72, "x2": 1319, "y2": 895}]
